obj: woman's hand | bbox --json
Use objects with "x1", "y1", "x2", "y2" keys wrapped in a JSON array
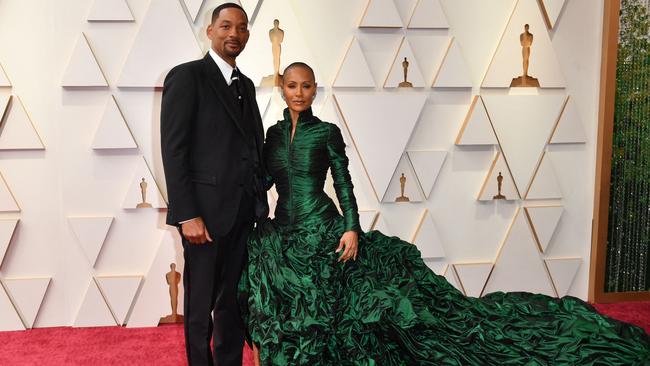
[{"x1": 336, "y1": 231, "x2": 359, "y2": 262}]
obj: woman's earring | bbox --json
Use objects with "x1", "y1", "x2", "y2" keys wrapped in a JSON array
[
  {"x1": 312, "y1": 94, "x2": 316, "y2": 100},
  {"x1": 281, "y1": 93, "x2": 286, "y2": 101}
]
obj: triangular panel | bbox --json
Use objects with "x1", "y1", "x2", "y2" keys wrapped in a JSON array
[
  {"x1": 0, "y1": 96, "x2": 45, "y2": 150},
  {"x1": 539, "y1": 0, "x2": 567, "y2": 29},
  {"x1": 118, "y1": 0, "x2": 202, "y2": 87},
  {"x1": 550, "y1": 96, "x2": 586, "y2": 144},
  {"x1": 68, "y1": 216, "x2": 113, "y2": 267},
  {"x1": 383, "y1": 154, "x2": 424, "y2": 202},
  {"x1": 359, "y1": 0, "x2": 403, "y2": 28},
  {"x1": 407, "y1": 150, "x2": 446, "y2": 199},
  {"x1": 411, "y1": 210, "x2": 445, "y2": 258},
  {"x1": 333, "y1": 37, "x2": 376, "y2": 88},
  {"x1": 482, "y1": 94, "x2": 565, "y2": 194},
  {"x1": 545, "y1": 258, "x2": 581, "y2": 297},
  {"x1": 526, "y1": 151, "x2": 562, "y2": 199},
  {"x1": 0, "y1": 219, "x2": 18, "y2": 266},
  {"x1": 0, "y1": 64, "x2": 11, "y2": 87},
  {"x1": 122, "y1": 157, "x2": 167, "y2": 209},
  {"x1": 425, "y1": 260, "x2": 447, "y2": 276},
  {"x1": 88, "y1": 0, "x2": 134, "y2": 22},
  {"x1": 483, "y1": 209, "x2": 556, "y2": 296},
  {"x1": 95, "y1": 276, "x2": 143, "y2": 325},
  {"x1": 62, "y1": 33, "x2": 108, "y2": 87},
  {"x1": 335, "y1": 93, "x2": 426, "y2": 200},
  {"x1": 359, "y1": 210, "x2": 379, "y2": 232},
  {"x1": 0, "y1": 284, "x2": 24, "y2": 331},
  {"x1": 384, "y1": 38, "x2": 426, "y2": 88},
  {"x1": 182, "y1": 0, "x2": 203, "y2": 22},
  {"x1": 73, "y1": 279, "x2": 117, "y2": 327},
  {"x1": 3, "y1": 277, "x2": 50, "y2": 328},
  {"x1": 525, "y1": 205, "x2": 563, "y2": 253},
  {"x1": 478, "y1": 151, "x2": 519, "y2": 201},
  {"x1": 0, "y1": 172, "x2": 20, "y2": 213},
  {"x1": 454, "y1": 263, "x2": 493, "y2": 297},
  {"x1": 432, "y1": 38, "x2": 472, "y2": 88},
  {"x1": 482, "y1": 0, "x2": 565, "y2": 88},
  {"x1": 407, "y1": 0, "x2": 448, "y2": 29},
  {"x1": 456, "y1": 96, "x2": 497, "y2": 145},
  {"x1": 92, "y1": 96, "x2": 138, "y2": 149}
]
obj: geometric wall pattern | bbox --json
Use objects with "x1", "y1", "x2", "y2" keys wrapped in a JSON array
[
  {"x1": 0, "y1": 96, "x2": 45, "y2": 150},
  {"x1": 0, "y1": 0, "x2": 594, "y2": 330}
]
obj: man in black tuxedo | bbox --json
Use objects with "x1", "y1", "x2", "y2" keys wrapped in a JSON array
[{"x1": 160, "y1": 4, "x2": 267, "y2": 366}]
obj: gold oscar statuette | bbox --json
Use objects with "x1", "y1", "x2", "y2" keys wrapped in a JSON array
[
  {"x1": 159, "y1": 263, "x2": 184, "y2": 324},
  {"x1": 260, "y1": 19, "x2": 285, "y2": 87},
  {"x1": 395, "y1": 173, "x2": 411, "y2": 202},
  {"x1": 136, "y1": 177, "x2": 153, "y2": 208},
  {"x1": 510, "y1": 24, "x2": 540, "y2": 88},
  {"x1": 493, "y1": 172, "x2": 506, "y2": 200},
  {"x1": 398, "y1": 57, "x2": 413, "y2": 88}
]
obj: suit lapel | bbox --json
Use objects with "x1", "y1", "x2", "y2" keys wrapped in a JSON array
[{"x1": 202, "y1": 54, "x2": 245, "y2": 136}]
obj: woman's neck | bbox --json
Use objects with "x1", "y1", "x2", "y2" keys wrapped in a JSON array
[{"x1": 289, "y1": 109, "x2": 300, "y2": 127}]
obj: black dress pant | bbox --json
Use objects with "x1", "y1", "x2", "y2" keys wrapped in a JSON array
[{"x1": 182, "y1": 193, "x2": 253, "y2": 366}]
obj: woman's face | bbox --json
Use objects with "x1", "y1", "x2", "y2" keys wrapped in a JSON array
[{"x1": 281, "y1": 67, "x2": 317, "y2": 114}]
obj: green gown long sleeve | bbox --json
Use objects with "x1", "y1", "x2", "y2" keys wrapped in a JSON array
[{"x1": 239, "y1": 108, "x2": 650, "y2": 365}]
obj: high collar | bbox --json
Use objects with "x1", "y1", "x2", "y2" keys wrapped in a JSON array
[{"x1": 282, "y1": 107, "x2": 317, "y2": 125}]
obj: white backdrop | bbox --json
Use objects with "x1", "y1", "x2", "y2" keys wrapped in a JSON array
[{"x1": 0, "y1": 0, "x2": 603, "y2": 330}]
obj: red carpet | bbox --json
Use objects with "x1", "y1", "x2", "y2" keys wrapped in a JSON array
[{"x1": 0, "y1": 302, "x2": 647, "y2": 365}]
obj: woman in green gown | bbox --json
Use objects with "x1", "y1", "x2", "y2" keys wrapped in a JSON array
[{"x1": 239, "y1": 62, "x2": 650, "y2": 365}]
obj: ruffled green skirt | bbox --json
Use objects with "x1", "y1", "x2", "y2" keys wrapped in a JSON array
[{"x1": 238, "y1": 216, "x2": 650, "y2": 365}]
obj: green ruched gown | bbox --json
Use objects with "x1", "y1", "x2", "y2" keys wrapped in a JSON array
[{"x1": 239, "y1": 108, "x2": 650, "y2": 365}]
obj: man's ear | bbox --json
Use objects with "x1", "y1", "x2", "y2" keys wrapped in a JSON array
[{"x1": 206, "y1": 23, "x2": 213, "y2": 39}]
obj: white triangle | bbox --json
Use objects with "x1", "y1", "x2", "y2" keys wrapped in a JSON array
[
  {"x1": 359, "y1": 211, "x2": 379, "y2": 232},
  {"x1": 62, "y1": 33, "x2": 107, "y2": 87},
  {"x1": 255, "y1": 92, "x2": 271, "y2": 122},
  {"x1": 550, "y1": 96, "x2": 586, "y2": 144},
  {"x1": 0, "y1": 64, "x2": 11, "y2": 87},
  {"x1": 3, "y1": 277, "x2": 50, "y2": 328},
  {"x1": 0, "y1": 95, "x2": 9, "y2": 122},
  {"x1": 539, "y1": 0, "x2": 567, "y2": 29},
  {"x1": 432, "y1": 38, "x2": 472, "y2": 88},
  {"x1": 68, "y1": 216, "x2": 113, "y2": 266},
  {"x1": 182, "y1": 0, "x2": 203, "y2": 22},
  {"x1": 335, "y1": 93, "x2": 426, "y2": 200},
  {"x1": 237, "y1": 0, "x2": 322, "y2": 86},
  {"x1": 478, "y1": 151, "x2": 519, "y2": 201},
  {"x1": 128, "y1": 232, "x2": 182, "y2": 327},
  {"x1": 0, "y1": 95, "x2": 45, "y2": 150},
  {"x1": 384, "y1": 38, "x2": 426, "y2": 88},
  {"x1": 240, "y1": 0, "x2": 262, "y2": 22},
  {"x1": 482, "y1": 0, "x2": 565, "y2": 88},
  {"x1": 443, "y1": 265, "x2": 464, "y2": 293},
  {"x1": 0, "y1": 284, "x2": 24, "y2": 331},
  {"x1": 525, "y1": 206, "x2": 563, "y2": 253},
  {"x1": 118, "y1": 0, "x2": 202, "y2": 87},
  {"x1": 92, "y1": 96, "x2": 138, "y2": 149},
  {"x1": 87, "y1": 0, "x2": 134, "y2": 22},
  {"x1": 526, "y1": 152, "x2": 562, "y2": 199},
  {"x1": 123, "y1": 157, "x2": 167, "y2": 209},
  {"x1": 411, "y1": 210, "x2": 446, "y2": 258},
  {"x1": 482, "y1": 94, "x2": 565, "y2": 194},
  {"x1": 333, "y1": 37, "x2": 376, "y2": 88},
  {"x1": 319, "y1": 96, "x2": 350, "y2": 146},
  {"x1": 408, "y1": 0, "x2": 449, "y2": 28},
  {"x1": 373, "y1": 213, "x2": 394, "y2": 237},
  {"x1": 483, "y1": 209, "x2": 556, "y2": 296},
  {"x1": 0, "y1": 219, "x2": 18, "y2": 266},
  {"x1": 456, "y1": 96, "x2": 497, "y2": 145},
  {"x1": 406, "y1": 150, "x2": 446, "y2": 199},
  {"x1": 360, "y1": 0, "x2": 403, "y2": 28},
  {"x1": 0, "y1": 172, "x2": 20, "y2": 213},
  {"x1": 545, "y1": 258, "x2": 581, "y2": 297},
  {"x1": 454, "y1": 263, "x2": 493, "y2": 297},
  {"x1": 425, "y1": 260, "x2": 447, "y2": 275},
  {"x1": 74, "y1": 279, "x2": 117, "y2": 327},
  {"x1": 383, "y1": 154, "x2": 424, "y2": 202},
  {"x1": 95, "y1": 276, "x2": 143, "y2": 325}
]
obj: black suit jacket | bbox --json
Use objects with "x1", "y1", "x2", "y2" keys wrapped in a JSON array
[{"x1": 161, "y1": 53, "x2": 267, "y2": 235}]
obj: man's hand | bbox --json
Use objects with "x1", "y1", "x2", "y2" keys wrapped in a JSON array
[{"x1": 181, "y1": 217, "x2": 213, "y2": 244}]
